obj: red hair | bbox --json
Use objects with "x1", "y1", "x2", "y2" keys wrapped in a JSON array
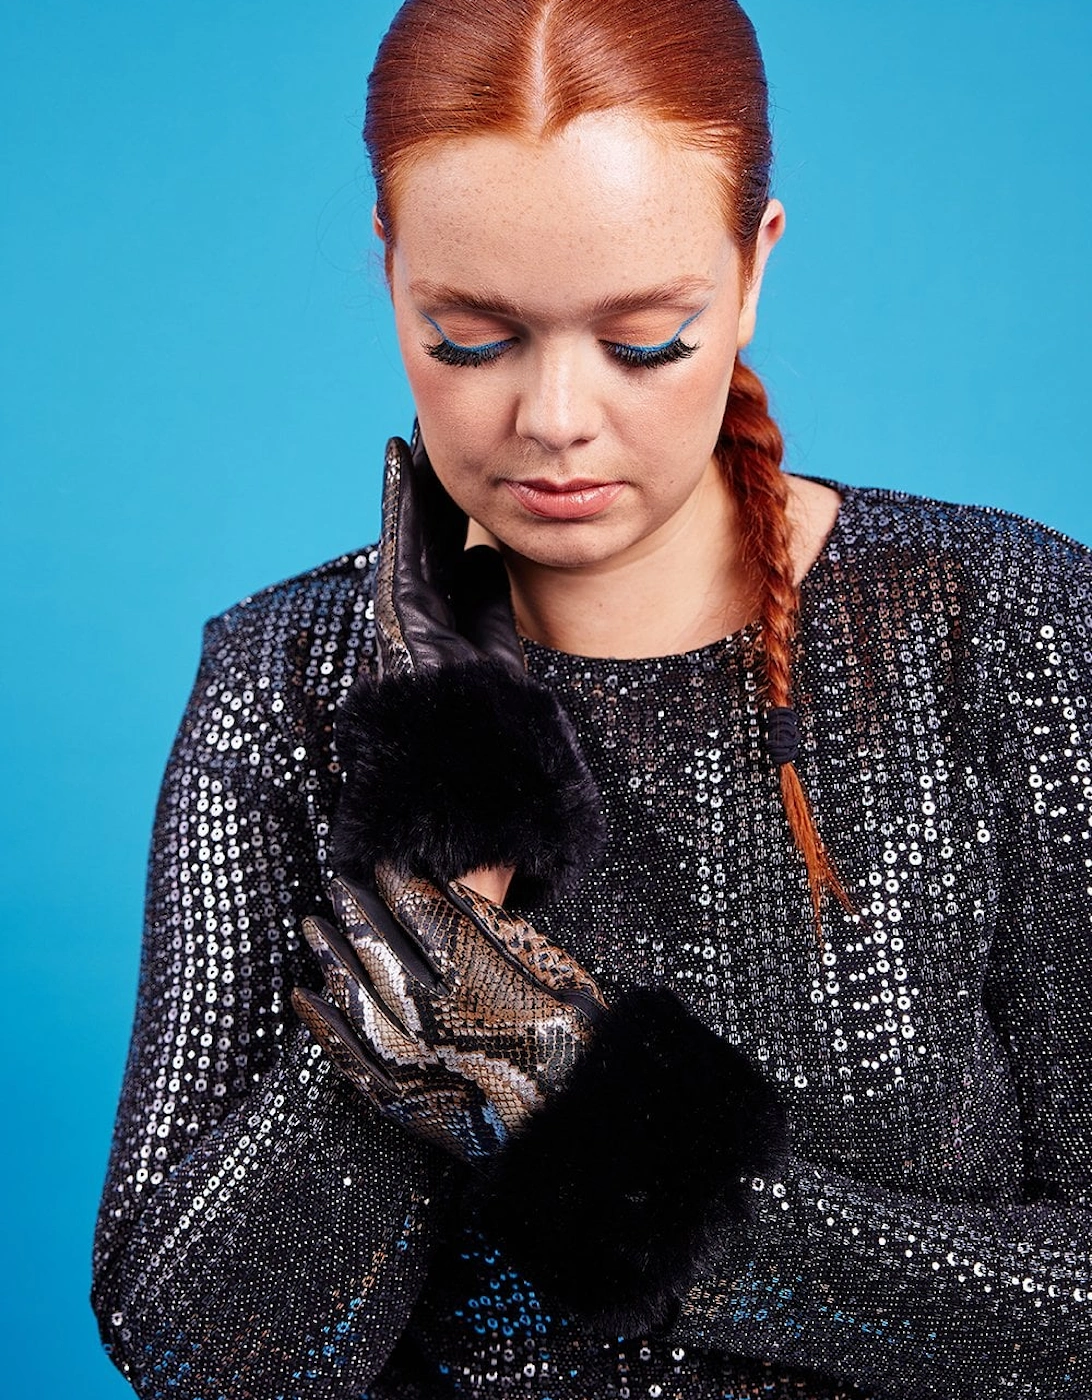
[{"x1": 364, "y1": 0, "x2": 851, "y2": 935}]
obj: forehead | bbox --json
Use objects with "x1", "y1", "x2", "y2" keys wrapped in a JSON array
[{"x1": 389, "y1": 112, "x2": 738, "y2": 321}]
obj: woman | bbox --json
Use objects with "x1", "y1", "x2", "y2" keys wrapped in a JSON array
[{"x1": 92, "y1": 2, "x2": 1092, "y2": 1397}]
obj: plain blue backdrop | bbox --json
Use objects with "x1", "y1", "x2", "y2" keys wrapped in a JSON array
[{"x1": 2, "y1": 3, "x2": 1090, "y2": 1394}]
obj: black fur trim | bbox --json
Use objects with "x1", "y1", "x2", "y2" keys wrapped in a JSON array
[
  {"x1": 477, "y1": 986, "x2": 790, "y2": 1336},
  {"x1": 331, "y1": 661, "x2": 606, "y2": 904}
]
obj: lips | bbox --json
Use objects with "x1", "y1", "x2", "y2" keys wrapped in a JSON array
[{"x1": 504, "y1": 478, "x2": 625, "y2": 521}]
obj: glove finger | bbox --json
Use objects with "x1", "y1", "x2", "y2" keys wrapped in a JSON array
[
  {"x1": 376, "y1": 434, "x2": 469, "y2": 676},
  {"x1": 301, "y1": 910, "x2": 366, "y2": 981},
  {"x1": 374, "y1": 861, "x2": 477, "y2": 988},
  {"x1": 295, "y1": 945, "x2": 434, "y2": 1078},
  {"x1": 444, "y1": 876, "x2": 608, "y2": 1020},
  {"x1": 327, "y1": 879, "x2": 455, "y2": 1042},
  {"x1": 294, "y1": 988, "x2": 506, "y2": 1165},
  {"x1": 450, "y1": 545, "x2": 524, "y2": 673},
  {"x1": 387, "y1": 1074, "x2": 511, "y2": 1163},
  {"x1": 303, "y1": 914, "x2": 419, "y2": 1041},
  {"x1": 291, "y1": 986, "x2": 399, "y2": 1102},
  {"x1": 407, "y1": 427, "x2": 471, "y2": 591},
  {"x1": 330, "y1": 876, "x2": 444, "y2": 990}
]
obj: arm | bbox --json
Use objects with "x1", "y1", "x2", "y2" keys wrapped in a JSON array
[
  {"x1": 478, "y1": 983, "x2": 1088, "y2": 1397},
  {"x1": 676, "y1": 1152, "x2": 1090, "y2": 1398},
  {"x1": 671, "y1": 535, "x2": 1092, "y2": 1395},
  {"x1": 92, "y1": 607, "x2": 451, "y2": 1398},
  {"x1": 482, "y1": 524, "x2": 1092, "y2": 1399}
]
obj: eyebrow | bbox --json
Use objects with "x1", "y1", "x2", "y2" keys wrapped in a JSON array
[{"x1": 407, "y1": 276, "x2": 716, "y2": 322}]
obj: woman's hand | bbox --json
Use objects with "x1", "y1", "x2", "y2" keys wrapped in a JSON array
[
  {"x1": 292, "y1": 865, "x2": 606, "y2": 1163},
  {"x1": 459, "y1": 864, "x2": 515, "y2": 903}
]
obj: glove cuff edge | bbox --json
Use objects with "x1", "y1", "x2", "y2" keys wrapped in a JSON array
[
  {"x1": 476, "y1": 984, "x2": 791, "y2": 1336},
  {"x1": 331, "y1": 660, "x2": 606, "y2": 904}
]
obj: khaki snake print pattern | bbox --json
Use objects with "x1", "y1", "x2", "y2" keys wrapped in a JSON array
[{"x1": 292, "y1": 865, "x2": 606, "y2": 1163}]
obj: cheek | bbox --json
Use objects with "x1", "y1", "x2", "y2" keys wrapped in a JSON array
[
  {"x1": 403, "y1": 357, "x2": 511, "y2": 460},
  {"x1": 688, "y1": 321, "x2": 739, "y2": 414},
  {"x1": 630, "y1": 353, "x2": 736, "y2": 467},
  {"x1": 394, "y1": 312, "x2": 490, "y2": 451},
  {"x1": 401, "y1": 363, "x2": 513, "y2": 520}
]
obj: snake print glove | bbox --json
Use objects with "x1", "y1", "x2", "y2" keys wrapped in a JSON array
[
  {"x1": 293, "y1": 866, "x2": 790, "y2": 1336},
  {"x1": 291, "y1": 864, "x2": 607, "y2": 1164}
]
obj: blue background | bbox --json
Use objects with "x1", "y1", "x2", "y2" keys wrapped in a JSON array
[{"x1": 2, "y1": 2, "x2": 1090, "y2": 1393}]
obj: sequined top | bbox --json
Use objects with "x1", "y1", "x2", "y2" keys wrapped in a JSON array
[{"x1": 92, "y1": 478, "x2": 1092, "y2": 1400}]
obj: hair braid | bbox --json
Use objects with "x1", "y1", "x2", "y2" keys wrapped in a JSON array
[{"x1": 718, "y1": 359, "x2": 852, "y2": 939}]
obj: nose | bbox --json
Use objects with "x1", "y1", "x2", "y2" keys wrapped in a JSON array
[{"x1": 514, "y1": 342, "x2": 602, "y2": 452}]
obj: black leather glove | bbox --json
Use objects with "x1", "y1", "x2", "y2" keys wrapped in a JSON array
[
  {"x1": 291, "y1": 865, "x2": 606, "y2": 1164},
  {"x1": 331, "y1": 428, "x2": 607, "y2": 904},
  {"x1": 370, "y1": 427, "x2": 526, "y2": 679}
]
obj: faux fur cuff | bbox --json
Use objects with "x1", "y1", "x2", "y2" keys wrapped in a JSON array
[
  {"x1": 477, "y1": 986, "x2": 790, "y2": 1337},
  {"x1": 331, "y1": 660, "x2": 606, "y2": 904}
]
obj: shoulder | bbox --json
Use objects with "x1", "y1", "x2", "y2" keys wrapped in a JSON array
[
  {"x1": 197, "y1": 545, "x2": 380, "y2": 717},
  {"x1": 830, "y1": 477, "x2": 1090, "y2": 563},
  {"x1": 814, "y1": 476, "x2": 1092, "y2": 607},
  {"x1": 812, "y1": 481, "x2": 1092, "y2": 701},
  {"x1": 207, "y1": 545, "x2": 379, "y2": 647}
]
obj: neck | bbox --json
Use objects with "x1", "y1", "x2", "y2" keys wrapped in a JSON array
[{"x1": 501, "y1": 459, "x2": 756, "y2": 660}]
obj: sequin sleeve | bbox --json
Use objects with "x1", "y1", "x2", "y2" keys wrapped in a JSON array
[
  {"x1": 91, "y1": 590, "x2": 451, "y2": 1398},
  {"x1": 674, "y1": 527, "x2": 1092, "y2": 1399}
]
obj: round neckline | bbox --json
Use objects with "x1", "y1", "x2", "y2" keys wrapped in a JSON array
[{"x1": 519, "y1": 474, "x2": 854, "y2": 670}]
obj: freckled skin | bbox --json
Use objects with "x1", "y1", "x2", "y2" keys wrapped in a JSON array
[{"x1": 381, "y1": 111, "x2": 833, "y2": 659}]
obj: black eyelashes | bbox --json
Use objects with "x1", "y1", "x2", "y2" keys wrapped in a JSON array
[
  {"x1": 425, "y1": 337, "x2": 514, "y2": 367},
  {"x1": 424, "y1": 335, "x2": 699, "y2": 370},
  {"x1": 607, "y1": 337, "x2": 698, "y2": 369}
]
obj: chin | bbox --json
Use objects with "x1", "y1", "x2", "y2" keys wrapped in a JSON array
[{"x1": 494, "y1": 518, "x2": 644, "y2": 571}]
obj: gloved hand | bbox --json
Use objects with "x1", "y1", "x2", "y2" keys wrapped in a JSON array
[
  {"x1": 291, "y1": 864, "x2": 607, "y2": 1164},
  {"x1": 293, "y1": 863, "x2": 791, "y2": 1336},
  {"x1": 303, "y1": 429, "x2": 791, "y2": 1336},
  {"x1": 371, "y1": 427, "x2": 526, "y2": 679},
  {"x1": 331, "y1": 427, "x2": 607, "y2": 905}
]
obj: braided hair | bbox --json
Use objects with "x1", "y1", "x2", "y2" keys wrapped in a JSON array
[{"x1": 720, "y1": 361, "x2": 851, "y2": 934}]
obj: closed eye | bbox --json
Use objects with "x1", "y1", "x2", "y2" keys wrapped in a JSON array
[
  {"x1": 603, "y1": 305, "x2": 706, "y2": 370},
  {"x1": 604, "y1": 336, "x2": 698, "y2": 369},
  {"x1": 420, "y1": 305, "x2": 706, "y2": 370},
  {"x1": 422, "y1": 312, "x2": 515, "y2": 367},
  {"x1": 424, "y1": 334, "x2": 516, "y2": 367}
]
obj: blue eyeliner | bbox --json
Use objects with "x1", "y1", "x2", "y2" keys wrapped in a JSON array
[
  {"x1": 421, "y1": 312, "x2": 512, "y2": 356},
  {"x1": 421, "y1": 302, "x2": 707, "y2": 368},
  {"x1": 620, "y1": 304, "x2": 706, "y2": 355}
]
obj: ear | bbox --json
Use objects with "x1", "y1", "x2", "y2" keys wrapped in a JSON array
[
  {"x1": 373, "y1": 203, "x2": 396, "y2": 289},
  {"x1": 736, "y1": 198, "x2": 786, "y2": 350}
]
